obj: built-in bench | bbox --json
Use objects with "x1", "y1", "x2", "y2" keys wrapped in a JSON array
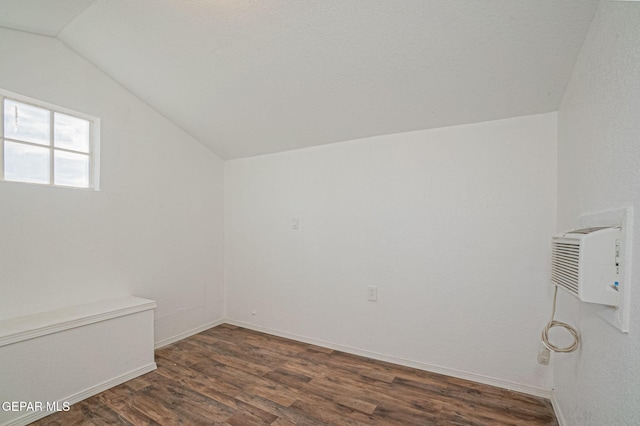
[{"x1": 0, "y1": 297, "x2": 156, "y2": 426}]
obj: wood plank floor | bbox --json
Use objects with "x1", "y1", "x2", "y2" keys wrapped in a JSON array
[{"x1": 32, "y1": 324, "x2": 558, "y2": 425}]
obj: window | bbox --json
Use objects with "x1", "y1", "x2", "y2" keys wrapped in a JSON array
[{"x1": 0, "y1": 89, "x2": 100, "y2": 189}]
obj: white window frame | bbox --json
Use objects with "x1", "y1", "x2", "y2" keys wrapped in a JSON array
[{"x1": 0, "y1": 88, "x2": 100, "y2": 190}]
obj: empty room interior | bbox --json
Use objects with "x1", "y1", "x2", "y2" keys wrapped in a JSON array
[{"x1": 0, "y1": 0, "x2": 639, "y2": 425}]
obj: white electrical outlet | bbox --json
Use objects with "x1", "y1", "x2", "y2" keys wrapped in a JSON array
[{"x1": 367, "y1": 285, "x2": 378, "y2": 301}]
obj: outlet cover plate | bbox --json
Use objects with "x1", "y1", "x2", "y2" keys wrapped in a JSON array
[{"x1": 367, "y1": 285, "x2": 378, "y2": 302}]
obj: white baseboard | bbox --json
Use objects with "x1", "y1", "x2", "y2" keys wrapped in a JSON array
[
  {"x1": 551, "y1": 390, "x2": 567, "y2": 426},
  {"x1": 225, "y1": 319, "x2": 552, "y2": 399},
  {"x1": 3, "y1": 363, "x2": 157, "y2": 426},
  {"x1": 154, "y1": 319, "x2": 224, "y2": 349}
]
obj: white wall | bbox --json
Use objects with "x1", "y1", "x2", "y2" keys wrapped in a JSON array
[
  {"x1": 555, "y1": 2, "x2": 640, "y2": 425},
  {"x1": 225, "y1": 112, "x2": 557, "y2": 392},
  {"x1": 0, "y1": 28, "x2": 225, "y2": 344}
]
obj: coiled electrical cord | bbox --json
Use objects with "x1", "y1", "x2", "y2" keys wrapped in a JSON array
[{"x1": 541, "y1": 286, "x2": 580, "y2": 353}]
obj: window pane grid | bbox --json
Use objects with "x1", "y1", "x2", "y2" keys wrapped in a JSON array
[
  {"x1": 4, "y1": 137, "x2": 91, "y2": 156},
  {"x1": 4, "y1": 141, "x2": 50, "y2": 184},
  {"x1": 3, "y1": 99, "x2": 50, "y2": 146},
  {"x1": 54, "y1": 112, "x2": 91, "y2": 153},
  {"x1": 1, "y1": 92, "x2": 97, "y2": 189},
  {"x1": 54, "y1": 150, "x2": 90, "y2": 188},
  {"x1": 4, "y1": 138, "x2": 91, "y2": 155}
]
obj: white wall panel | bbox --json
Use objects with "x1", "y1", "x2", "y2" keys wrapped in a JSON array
[
  {"x1": 225, "y1": 112, "x2": 557, "y2": 393},
  {"x1": 555, "y1": 2, "x2": 640, "y2": 424},
  {"x1": 0, "y1": 28, "x2": 225, "y2": 343}
]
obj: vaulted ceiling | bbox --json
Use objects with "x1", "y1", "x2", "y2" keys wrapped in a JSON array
[{"x1": 0, "y1": 0, "x2": 599, "y2": 159}]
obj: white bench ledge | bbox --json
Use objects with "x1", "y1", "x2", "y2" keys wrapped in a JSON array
[{"x1": 0, "y1": 296, "x2": 156, "y2": 347}]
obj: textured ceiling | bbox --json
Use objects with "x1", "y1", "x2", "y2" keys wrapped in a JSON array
[{"x1": 0, "y1": 0, "x2": 598, "y2": 159}]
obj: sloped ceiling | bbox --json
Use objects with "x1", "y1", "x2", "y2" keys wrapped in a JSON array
[
  {"x1": 0, "y1": 0, "x2": 95, "y2": 36},
  {"x1": 0, "y1": 0, "x2": 598, "y2": 159}
]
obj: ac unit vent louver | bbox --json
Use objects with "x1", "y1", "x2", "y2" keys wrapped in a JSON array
[{"x1": 551, "y1": 227, "x2": 620, "y2": 306}]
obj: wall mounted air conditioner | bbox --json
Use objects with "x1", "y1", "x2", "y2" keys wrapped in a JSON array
[{"x1": 551, "y1": 226, "x2": 621, "y2": 306}]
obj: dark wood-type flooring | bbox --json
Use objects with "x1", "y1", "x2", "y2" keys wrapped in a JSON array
[{"x1": 33, "y1": 324, "x2": 557, "y2": 425}]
